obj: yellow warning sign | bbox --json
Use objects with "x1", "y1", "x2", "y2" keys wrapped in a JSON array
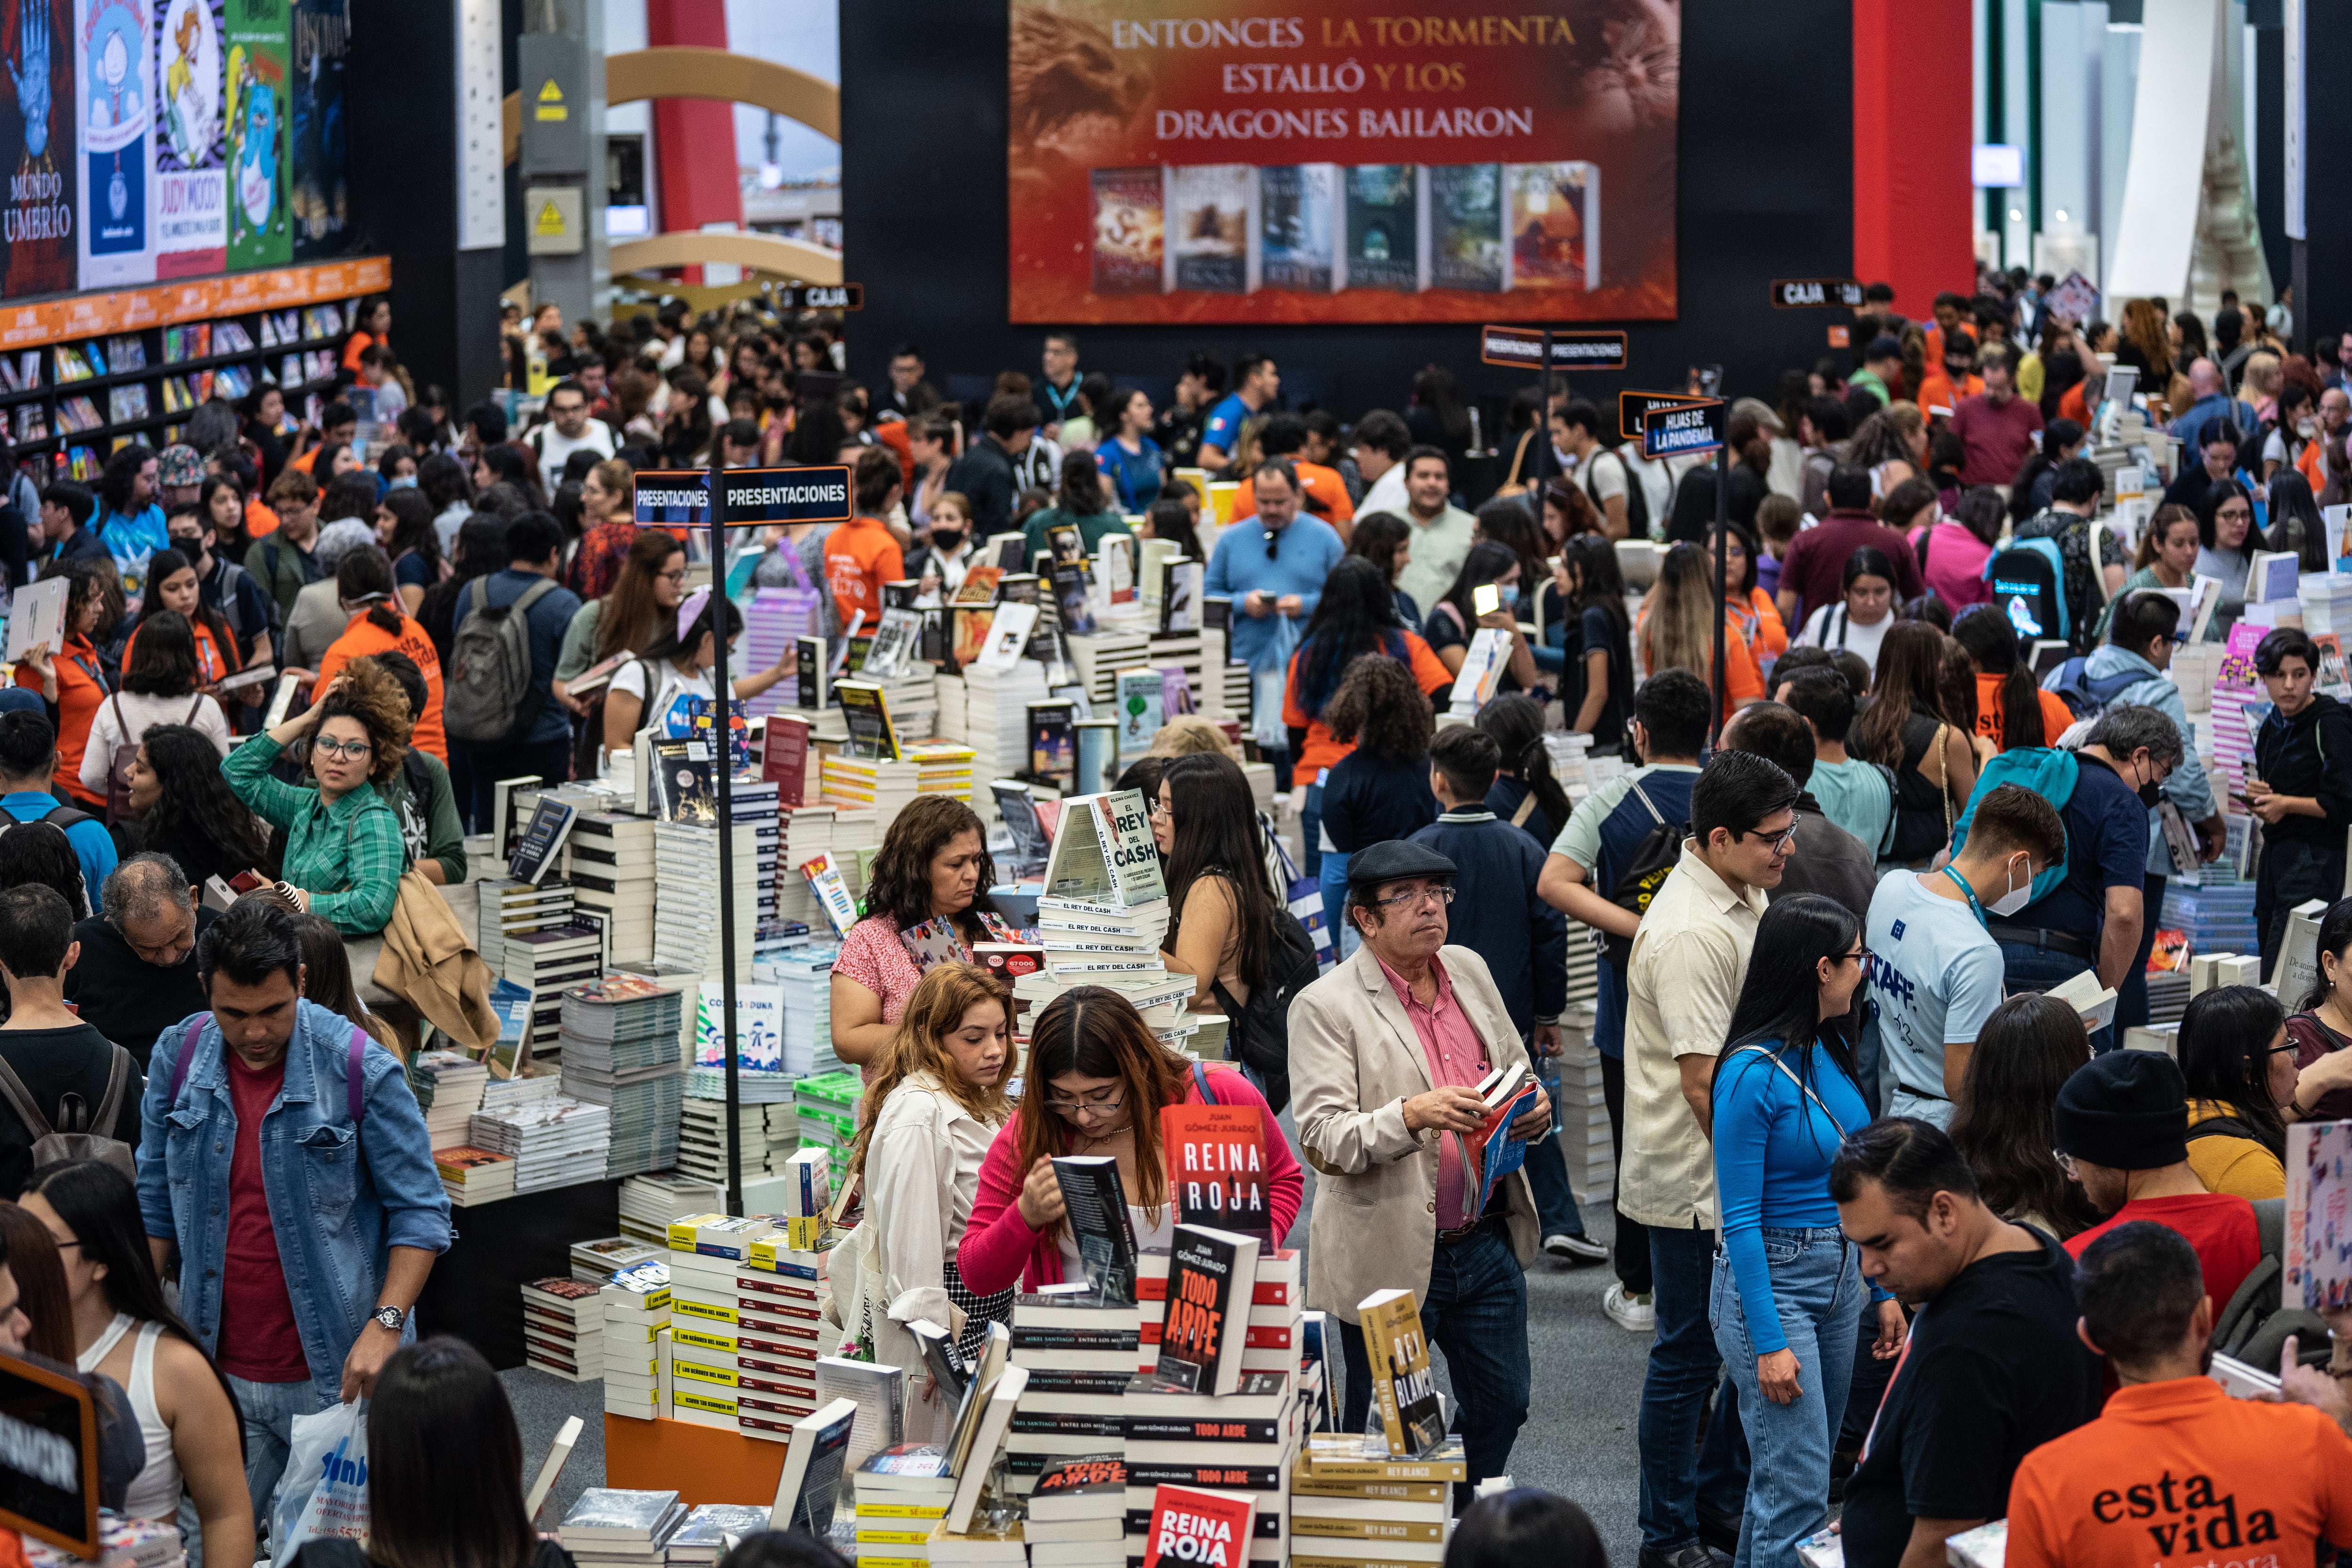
[
  {"x1": 534, "y1": 200, "x2": 567, "y2": 237},
  {"x1": 534, "y1": 78, "x2": 568, "y2": 122}
]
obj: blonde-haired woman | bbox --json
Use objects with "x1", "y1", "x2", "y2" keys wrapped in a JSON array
[
  {"x1": 1637, "y1": 541, "x2": 1765, "y2": 723},
  {"x1": 845, "y1": 962, "x2": 1017, "y2": 1377}
]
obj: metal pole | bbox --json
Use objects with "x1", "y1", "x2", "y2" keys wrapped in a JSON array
[
  {"x1": 710, "y1": 463, "x2": 743, "y2": 1216},
  {"x1": 1531, "y1": 329, "x2": 1552, "y2": 498},
  {"x1": 1711, "y1": 443, "x2": 1728, "y2": 746}
]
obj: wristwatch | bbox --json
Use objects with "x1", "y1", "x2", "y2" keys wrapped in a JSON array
[{"x1": 371, "y1": 1305, "x2": 407, "y2": 1333}]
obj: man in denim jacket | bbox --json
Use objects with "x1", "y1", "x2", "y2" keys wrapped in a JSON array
[{"x1": 136, "y1": 899, "x2": 450, "y2": 1521}]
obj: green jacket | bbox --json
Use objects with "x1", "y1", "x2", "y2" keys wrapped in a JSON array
[{"x1": 224, "y1": 734, "x2": 405, "y2": 935}]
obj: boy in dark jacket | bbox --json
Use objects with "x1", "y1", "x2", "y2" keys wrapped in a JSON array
[
  {"x1": 1408, "y1": 727, "x2": 1602, "y2": 1263},
  {"x1": 2250, "y1": 628, "x2": 2352, "y2": 965}
]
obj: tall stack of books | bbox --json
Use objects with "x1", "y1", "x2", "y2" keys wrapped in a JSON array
[
  {"x1": 852, "y1": 1446, "x2": 958, "y2": 1568},
  {"x1": 655, "y1": 821, "x2": 769, "y2": 983},
  {"x1": 409, "y1": 1049, "x2": 488, "y2": 1149},
  {"x1": 678, "y1": 1098, "x2": 773, "y2": 1185},
  {"x1": 1287, "y1": 1435, "x2": 1465, "y2": 1568},
  {"x1": 744, "y1": 587, "x2": 823, "y2": 719},
  {"x1": 1124, "y1": 1374, "x2": 1300, "y2": 1568},
  {"x1": 560, "y1": 978, "x2": 688, "y2": 1178},
  {"x1": 521, "y1": 1276, "x2": 603, "y2": 1381},
  {"x1": 477, "y1": 877, "x2": 576, "y2": 973},
  {"x1": 777, "y1": 807, "x2": 838, "y2": 930},
  {"x1": 772, "y1": 948, "x2": 843, "y2": 1077},
  {"x1": 1006, "y1": 1288, "x2": 1138, "y2": 1497},
  {"x1": 1015, "y1": 792, "x2": 1184, "y2": 1041},
  {"x1": 559, "y1": 1489, "x2": 688, "y2": 1568},
  {"x1": 434, "y1": 1145, "x2": 515, "y2": 1206},
  {"x1": 617, "y1": 1172, "x2": 724, "y2": 1247},
  {"x1": 569, "y1": 814, "x2": 660, "y2": 965},
  {"x1": 660, "y1": 1212, "x2": 832, "y2": 1442},
  {"x1": 961, "y1": 661, "x2": 1051, "y2": 818},
  {"x1": 601, "y1": 1257, "x2": 673, "y2": 1421},
  {"x1": 469, "y1": 1093, "x2": 611, "y2": 1194},
  {"x1": 503, "y1": 925, "x2": 606, "y2": 1069},
  {"x1": 791, "y1": 1071, "x2": 863, "y2": 1186},
  {"x1": 1137, "y1": 1247, "x2": 1303, "y2": 1378}
]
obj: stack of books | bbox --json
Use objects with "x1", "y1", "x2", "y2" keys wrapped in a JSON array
[
  {"x1": 743, "y1": 587, "x2": 823, "y2": 720},
  {"x1": 1006, "y1": 1288, "x2": 1138, "y2": 1497},
  {"x1": 1015, "y1": 791, "x2": 1184, "y2": 1038},
  {"x1": 477, "y1": 877, "x2": 576, "y2": 973},
  {"x1": 1024, "y1": 1456, "x2": 1127, "y2": 1568},
  {"x1": 792, "y1": 1071, "x2": 864, "y2": 1186},
  {"x1": 434, "y1": 1145, "x2": 516, "y2": 1206},
  {"x1": 559, "y1": 1489, "x2": 688, "y2": 1568},
  {"x1": 852, "y1": 1445, "x2": 958, "y2": 1568},
  {"x1": 559, "y1": 978, "x2": 688, "y2": 1178},
  {"x1": 677, "y1": 1097, "x2": 781, "y2": 1186},
  {"x1": 660, "y1": 1211, "x2": 831, "y2": 1442},
  {"x1": 601, "y1": 1258, "x2": 673, "y2": 1420},
  {"x1": 661, "y1": 1505, "x2": 774, "y2": 1567},
  {"x1": 2161, "y1": 881, "x2": 2261, "y2": 957},
  {"x1": 616, "y1": 1172, "x2": 724, "y2": 1248},
  {"x1": 24, "y1": 1512, "x2": 183, "y2": 1568},
  {"x1": 521, "y1": 1275, "x2": 604, "y2": 1381},
  {"x1": 569, "y1": 813, "x2": 660, "y2": 966},
  {"x1": 776, "y1": 806, "x2": 838, "y2": 931},
  {"x1": 770, "y1": 947, "x2": 845, "y2": 1078},
  {"x1": 1287, "y1": 1434, "x2": 1465, "y2": 1568},
  {"x1": 1124, "y1": 1374, "x2": 1301, "y2": 1568},
  {"x1": 1137, "y1": 1246, "x2": 1304, "y2": 1379},
  {"x1": 469, "y1": 1094, "x2": 612, "y2": 1194},
  {"x1": 503, "y1": 926, "x2": 606, "y2": 1068},
  {"x1": 2299, "y1": 570, "x2": 2352, "y2": 636},
  {"x1": 571, "y1": 1235, "x2": 663, "y2": 1284},
  {"x1": 409, "y1": 1049, "x2": 488, "y2": 1149},
  {"x1": 822, "y1": 755, "x2": 925, "y2": 825},
  {"x1": 961, "y1": 661, "x2": 1051, "y2": 813},
  {"x1": 655, "y1": 821, "x2": 769, "y2": 983}
]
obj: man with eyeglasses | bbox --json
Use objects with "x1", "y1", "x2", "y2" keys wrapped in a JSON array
[
  {"x1": 64, "y1": 853, "x2": 217, "y2": 1071},
  {"x1": 1288, "y1": 838, "x2": 1552, "y2": 1506},
  {"x1": 1621, "y1": 749, "x2": 1799, "y2": 1568}
]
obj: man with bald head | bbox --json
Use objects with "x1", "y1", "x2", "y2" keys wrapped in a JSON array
[
  {"x1": 2167, "y1": 357, "x2": 2256, "y2": 440},
  {"x1": 64, "y1": 852, "x2": 218, "y2": 1068}
]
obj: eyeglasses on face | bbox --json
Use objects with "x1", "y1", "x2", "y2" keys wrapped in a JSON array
[
  {"x1": 1373, "y1": 883, "x2": 1455, "y2": 912},
  {"x1": 2053, "y1": 1148, "x2": 2080, "y2": 1178},
  {"x1": 1828, "y1": 948, "x2": 1871, "y2": 966},
  {"x1": 313, "y1": 737, "x2": 373, "y2": 761},
  {"x1": 1046, "y1": 1092, "x2": 1125, "y2": 1119},
  {"x1": 1739, "y1": 824, "x2": 1799, "y2": 853},
  {"x1": 657, "y1": 568, "x2": 689, "y2": 585}
]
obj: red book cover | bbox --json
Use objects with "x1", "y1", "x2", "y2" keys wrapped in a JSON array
[
  {"x1": 763, "y1": 715, "x2": 811, "y2": 806},
  {"x1": 1161, "y1": 1101, "x2": 1273, "y2": 1242},
  {"x1": 1144, "y1": 1484, "x2": 1255, "y2": 1568}
]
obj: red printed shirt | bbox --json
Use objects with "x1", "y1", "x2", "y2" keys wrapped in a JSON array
[
  {"x1": 1375, "y1": 953, "x2": 1493, "y2": 1229},
  {"x1": 216, "y1": 1052, "x2": 310, "y2": 1383}
]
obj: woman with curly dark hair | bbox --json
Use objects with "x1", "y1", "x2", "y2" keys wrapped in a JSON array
[
  {"x1": 829, "y1": 796, "x2": 1000, "y2": 1074},
  {"x1": 223, "y1": 656, "x2": 410, "y2": 935},
  {"x1": 0, "y1": 820, "x2": 92, "y2": 920},
  {"x1": 1304, "y1": 656, "x2": 1437, "y2": 960},
  {"x1": 124, "y1": 723, "x2": 277, "y2": 887},
  {"x1": 1948, "y1": 993, "x2": 2099, "y2": 1238}
]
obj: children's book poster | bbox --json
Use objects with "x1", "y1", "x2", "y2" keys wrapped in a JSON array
[
  {"x1": 152, "y1": 0, "x2": 222, "y2": 275},
  {"x1": 286, "y1": 0, "x2": 340, "y2": 258},
  {"x1": 0, "y1": 0, "x2": 79, "y2": 297},
  {"x1": 75, "y1": 0, "x2": 154, "y2": 287},
  {"x1": 219, "y1": 0, "x2": 282, "y2": 267}
]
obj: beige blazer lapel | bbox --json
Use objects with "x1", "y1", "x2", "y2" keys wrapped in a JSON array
[{"x1": 1352, "y1": 946, "x2": 1433, "y2": 1094}]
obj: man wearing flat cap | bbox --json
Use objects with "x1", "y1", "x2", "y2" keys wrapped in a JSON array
[{"x1": 1289, "y1": 837, "x2": 1552, "y2": 1500}]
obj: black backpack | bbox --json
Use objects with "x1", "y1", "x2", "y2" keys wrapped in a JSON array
[
  {"x1": 1211, "y1": 897, "x2": 1321, "y2": 1116},
  {"x1": 1600, "y1": 779, "x2": 1686, "y2": 971},
  {"x1": 1588, "y1": 446, "x2": 1651, "y2": 539}
]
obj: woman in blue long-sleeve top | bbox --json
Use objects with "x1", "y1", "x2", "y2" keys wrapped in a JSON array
[{"x1": 1708, "y1": 894, "x2": 1909, "y2": 1568}]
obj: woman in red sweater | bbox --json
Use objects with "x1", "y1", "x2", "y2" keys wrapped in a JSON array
[{"x1": 958, "y1": 987, "x2": 1303, "y2": 1294}]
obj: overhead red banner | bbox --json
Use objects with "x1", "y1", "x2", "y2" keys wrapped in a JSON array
[{"x1": 1006, "y1": 1, "x2": 1680, "y2": 326}]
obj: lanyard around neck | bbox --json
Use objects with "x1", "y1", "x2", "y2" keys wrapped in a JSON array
[{"x1": 1939, "y1": 865, "x2": 1989, "y2": 929}]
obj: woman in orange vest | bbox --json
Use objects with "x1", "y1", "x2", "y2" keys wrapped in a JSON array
[
  {"x1": 314, "y1": 547, "x2": 448, "y2": 764},
  {"x1": 15, "y1": 561, "x2": 114, "y2": 809}
]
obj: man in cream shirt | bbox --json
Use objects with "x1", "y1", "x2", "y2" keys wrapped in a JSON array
[{"x1": 1624, "y1": 749, "x2": 1799, "y2": 1568}]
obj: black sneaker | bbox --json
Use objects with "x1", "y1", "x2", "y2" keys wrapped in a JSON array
[
  {"x1": 1636, "y1": 1545, "x2": 1718, "y2": 1568},
  {"x1": 1543, "y1": 1232, "x2": 1609, "y2": 1264}
]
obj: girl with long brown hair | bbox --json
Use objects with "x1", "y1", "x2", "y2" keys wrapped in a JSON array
[
  {"x1": 1851, "y1": 621, "x2": 1975, "y2": 868},
  {"x1": 842, "y1": 963, "x2": 1016, "y2": 1368},
  {"x1": 956, "y1": 987, "x2": 1303, "y2": 1295},
  {"x1": 1638, "y1": 541, "x2": 1766, "y2": 721}
]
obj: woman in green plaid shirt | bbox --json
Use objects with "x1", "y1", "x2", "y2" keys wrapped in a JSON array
[{"x1": 224, "y1": 659, "x2": 410, "y2": 936}]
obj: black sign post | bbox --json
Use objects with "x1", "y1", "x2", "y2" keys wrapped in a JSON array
[
  {"x1": 636, "y1": 465, "x2": 853, "y2": 1213},
  {"x1": 1480, "y1": 327, "x2": 1632, "y2": 504},
  {"x1": 1640, "y1": 399, "x2": 1730, "y2": 737}
]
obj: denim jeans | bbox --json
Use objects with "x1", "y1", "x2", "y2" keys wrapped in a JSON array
[
  {"x1": 228, "y1": 1372, "x2": 330, "y2": 1544},
  {"x1": 1319, "y1": 847, "x2": 1360, "y2": 960},
  {"x1": 1340, "y1": 1222, "x2": 1530, "y2": 1500},
  {"x1": 1997, "y1": 940, "x2": 2112, "y2": 1053},
  {"x1": 1709, "y1": 1227, "x2": 1864, "y2": 1568},
  {"x1": 1520, "y1": 1130, "x2": 1587, "y2": 1240},
  {"x1": 2115, "y1": 874, "x2": 2165, "y2": 1034},
  {"x1": 1640, "y1": 1223, "x2": 1749, "y2": 1552}
]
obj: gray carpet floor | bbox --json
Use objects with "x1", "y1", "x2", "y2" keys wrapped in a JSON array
[{"x1": 498, "y1": 1133, "x2": 1656, "y2": 1564}]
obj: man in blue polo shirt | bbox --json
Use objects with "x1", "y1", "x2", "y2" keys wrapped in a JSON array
[
  {"x1": 1197, "y1": 353, "x2": 1279, "y2": 471},
  {"x1": 1992, "y1": 705, "x2": 2180, "y2": 1052},
  {"x1": 1537, "y1": 668, "x2": 1709, "y2": 1334},
  {"x1": 0, "y1": 702, "x2": 115, "y2": 915},
  {"x1": 1204, "y1": 459, "x2": 1342, "y2": 792}
]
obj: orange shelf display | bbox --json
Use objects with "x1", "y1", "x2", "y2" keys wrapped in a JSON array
[{"x1": 602, "y1": 1414, "x2": 788, "y2": 1507}]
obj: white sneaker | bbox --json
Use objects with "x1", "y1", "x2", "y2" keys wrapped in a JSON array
[
  {"x1": 1603, "y1": 1281, "x2": 1657, "y2": 1333},
  {"x1": 1543, "y1": 1232, "x2": 1610, "y2": 1264}
]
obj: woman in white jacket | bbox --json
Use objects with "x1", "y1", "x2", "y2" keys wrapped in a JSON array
[{"x1": 847, "y1": 961, "x2": 1016, "y2": 1383}]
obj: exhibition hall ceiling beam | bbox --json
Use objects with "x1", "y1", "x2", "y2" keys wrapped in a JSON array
[
  {"x1": 607, "y1": 231, "x2": 845, "y2": 284},
  {"x1": 501, "y1": 47, "x2": 842, "y2": 166}
]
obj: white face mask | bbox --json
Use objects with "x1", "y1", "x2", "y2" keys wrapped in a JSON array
[{"x1": 1987, "y1": 855, "x2": 2034, "y2": 918}]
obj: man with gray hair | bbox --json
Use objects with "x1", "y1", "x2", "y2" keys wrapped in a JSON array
[
  {"x1": 1988, "y1": 704, "x2": 2183, "y2": 1052},
  {"x1": 63, "y1": 852, "x2": 217, "y2": 1069}
]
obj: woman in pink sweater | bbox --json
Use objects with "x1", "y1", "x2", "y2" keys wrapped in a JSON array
[{"x1": 958, "y1": 987, "x2": 1304, "y2": 1294}]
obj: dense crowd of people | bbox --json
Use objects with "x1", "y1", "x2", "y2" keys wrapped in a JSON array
[{"x1": 0, "y1": 265, "x2": 2337, "y2": 1568}]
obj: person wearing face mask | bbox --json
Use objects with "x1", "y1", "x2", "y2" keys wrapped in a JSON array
[
  {"x1": 1864, "y1": 787, "x2": 2066, "y2": 1128},
  {"x1": 1425, "y1": 541, "x2": 1540, "y2": 694},
  {"x1": 2247, "y1": 629, "x2": 2352, "y2": 969},
  {"x1": 905, "y1": 493, "x2": 977, "y2": 607}
]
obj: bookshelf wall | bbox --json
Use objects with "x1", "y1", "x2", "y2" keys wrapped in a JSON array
[{"x1": 0, "y1": 256, "x2": 392, "y2": 482}]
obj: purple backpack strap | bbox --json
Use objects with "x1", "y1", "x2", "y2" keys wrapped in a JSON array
[
  {"x1": 165, "y1": 1016, "x2": 208, "y2": 1107},
  {"x1": 166, "y1": 1018, "x2": 368, "y2": 1128},
  {"x1": 1190, "y1": 1059, "x2": 1220, "y2": 1106}
]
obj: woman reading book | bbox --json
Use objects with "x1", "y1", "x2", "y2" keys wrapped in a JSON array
[
  {"x1": 957, "y1": 986, "x2": 1302, "y2": 1296},
  {"x1": 844, "y1": 963, "x2": 1015, "y2": 1374}
]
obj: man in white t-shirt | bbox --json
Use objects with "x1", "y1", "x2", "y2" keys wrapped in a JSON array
[
  {"x1": 1353, "y1": 410, "x2": 1413, "y2": 518},
  {"x1": 524, "y1": 380, "x2": 616, "y2": 473},
  {"x1": 1394, "y1": 447, "x2": 1475, "y2": 615},
  {"x1": 1863, "y1": 784, "x2": 2065, "y2": 1124}
]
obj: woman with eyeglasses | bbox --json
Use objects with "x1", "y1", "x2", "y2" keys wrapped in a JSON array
[
  {"x1": 2173, "y1": 984, "x2": 2307, "y2": 1200},
  {"x1": 2194, "y1": 477, "x2": 2261, "y2": 634},
  {"x1": 1708, "y1": 894, "x2": 1903, "y2": 1568},
  {"x1": 955, "y1": 985, "x2": 1302, "y2": 1297},
  {"x1": 223, "y1": 661, "x2": 408, "y2": 936}
]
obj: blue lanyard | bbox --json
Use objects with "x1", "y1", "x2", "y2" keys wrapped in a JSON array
[{"x1": 1939, "y1": 866, "x2": 1989, "y2": 930}]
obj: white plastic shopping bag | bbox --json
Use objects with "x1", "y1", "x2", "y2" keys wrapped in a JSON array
[{"x1": 270, "y1": 1399, "x2": 370, "y2": 1567}]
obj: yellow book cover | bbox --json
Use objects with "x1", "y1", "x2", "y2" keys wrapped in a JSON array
[{"x1": 1352, "y1": 1290, "x2": 1445, "y2": 1459}]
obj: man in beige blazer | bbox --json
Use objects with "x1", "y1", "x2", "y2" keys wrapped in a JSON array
[{"x1": 1288, "y1": 838, "x2": 1552, "y2": 1498}]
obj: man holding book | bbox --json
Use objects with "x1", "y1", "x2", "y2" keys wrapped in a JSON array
[{"x1": 1288, "y1": 838, "x2": 1552, "y2": 1502}]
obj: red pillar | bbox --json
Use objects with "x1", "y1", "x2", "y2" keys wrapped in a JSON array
[
  {"x1": 647, "y1": 0, "x2": 744, "y2": 281},
  {"x1": 1853, "y1": 0, "x2": 1976, "y2": 313}
]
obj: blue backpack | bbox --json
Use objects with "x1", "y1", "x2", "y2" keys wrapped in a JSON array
[
  {"x1": 2043, "y1": 657, "x2": 2148, "y2": 723},
  {"x1": 1982, "y1": 537, "x2": 2069, "y2": 646},
  {"x1": 1950, "y1": 747, "x2": 2077, "y2": 904}
]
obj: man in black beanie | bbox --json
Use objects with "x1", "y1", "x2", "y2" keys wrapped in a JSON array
[{"x1": 2055, "y1": 1050, "x2": 2261, "y2": 1309}]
